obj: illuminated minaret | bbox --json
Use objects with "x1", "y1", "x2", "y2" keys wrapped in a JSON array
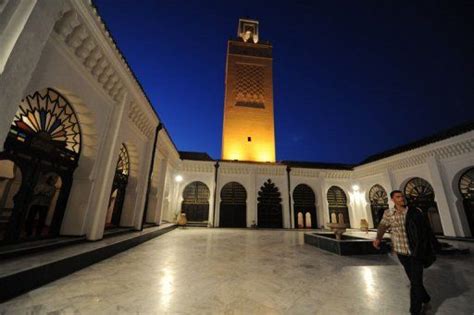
[{"x1": 221, "y1": 18, "x2": 276, "y2": 162}]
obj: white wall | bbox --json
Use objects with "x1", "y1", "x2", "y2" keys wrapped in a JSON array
[
  {"x1": 0, "y1": 1, "x2": 160, "y2": 241},
  {"x1": 1, "y1": 0, "x2": 473, "y2": 242}
]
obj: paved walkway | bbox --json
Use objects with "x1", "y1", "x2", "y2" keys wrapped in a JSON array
[{"x1": 0, "y1": 228, "x2": 473, "y2": 314}]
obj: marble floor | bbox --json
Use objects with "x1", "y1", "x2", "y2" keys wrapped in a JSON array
[{"x1": 0, "y1": 228, "x2": 473, "y2": 314}]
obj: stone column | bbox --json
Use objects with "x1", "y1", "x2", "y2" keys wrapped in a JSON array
[
  {"x1": 382, "y1": 168, "x2": 396, "y2": 212},
  {"x1": 384, "y1": 169, "x2": 396, "y2": 192},
  {"x1": 318, "y1": 178, "x2": 329, "y2": 228},
  {"x1": 147, "y1": 157, "x2": 168, "y2": 224},
  {"x1": 426, "y1": 155, "x2": 457, "y2": 236},
  {"x1": 170, "y1": 168, "x2": 182, "y2": 222},
  {"x1": 209, "y1": 162, "x2": 219, "y2": 227},
  {"x1": 286, "y1": 166, "x2": 294, "y2": 229},
  {"x1": 280, "y1": 172, "x2": 291, "y2": 229},
  {"x1": 130, "y1": 138, "x2": 154, "y2": 230},
  {"x1": 85, "y1": 92, "x2": 128, "y2": 240},
  {"x1": 247, "y1": 167, "x2": 257, "y2": 227}
]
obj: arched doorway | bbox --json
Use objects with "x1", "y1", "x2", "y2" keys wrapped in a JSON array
[
  {"x1": 293, "y1": 184, "x2": 317, "y2": 228},
  {"x1": 181, "y1": 181, "x2": 210, "y2": 223},
  {"x1": 220, "y1": 182, "x2": 247, "y2": 227},
  {"x1": 257, "y1": 179, "x2": 282, "y2": 228},
  {"x1": 458, "y1": 168, "x2": 474, "y2": 235},
  {"x1": 404, "y1": 177, "x2": 443, "y2": 235},
  {"x1": 327, "y1": 186, "x2": 350, "y2": 226},
  {"x1": 105, "y1": 144, "x2": 130, "y2": 228},
  {"x1": 0, "y1": 88, "x2": 81, "y2": 243},
  {"x1": 368, "y1": 184, "x2": 389, "y2": 228}
]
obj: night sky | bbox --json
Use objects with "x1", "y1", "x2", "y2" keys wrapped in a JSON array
[{"x1": 94, "y1": 0, "x2": 473, "y2": 164}]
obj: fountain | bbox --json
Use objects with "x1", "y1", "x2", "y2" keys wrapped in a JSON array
[
  {"x1": 304, "y1": 216, "x2": 389, "y2": 255},
  {"x1": 326, "y1": 222, "x2": 348, "y2": 240}
]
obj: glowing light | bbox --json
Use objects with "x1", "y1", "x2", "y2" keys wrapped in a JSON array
[
  {"x1": 159, "y1": 266, "x2": 175, "y2": 309},
  {"x1": 230, "y1": 152, "x2": 241, "y2": 161},
  {"x1": 257, "y1": 151, "x2": 272, "y2": 163},
  {"x1": 352, "y1": 184, "x2": 360, "y2": 191},
  {"x1": 223, "y1": 142, "x2": 275, "y2": 162},
  {"x1": 175, "y1": 175, "x2": 183, "y2": 183},
  {"x1": 361, "y1": 266, "x2": 376, "y2": 298}
]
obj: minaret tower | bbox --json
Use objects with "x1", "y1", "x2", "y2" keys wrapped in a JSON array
[{"x1": 221, "y1": 18, "x2": 276, "y2": 162}]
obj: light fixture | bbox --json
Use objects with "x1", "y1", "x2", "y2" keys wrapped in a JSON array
[
  {"x1": 352, "y1": 184, "x2": 360, "y2": 191},
  {"x1": 175, "y1": 175, "x2": 183, "y2": 183}
]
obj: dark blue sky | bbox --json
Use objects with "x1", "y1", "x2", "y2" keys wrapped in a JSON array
[{"x1": 94, "y1": 0, "x2": 473, "y2": 164}]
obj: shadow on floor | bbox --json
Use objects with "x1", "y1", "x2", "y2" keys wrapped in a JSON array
[{"x1": 424, "y1": 258, "x2": 473, "y2": 314}]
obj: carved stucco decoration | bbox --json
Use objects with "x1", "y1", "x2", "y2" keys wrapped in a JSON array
[
  {"x1": 220, "y1": 165, "x2": 251, "y2": 175},
  {"x1": 256, "y1": 166, "x2": 285, "y2": 176},
  {"x1": 181, "y1": 162, "x2": 214, "y2": 173},
  {"x1": 354, "y1": 138, "x2": 474, "y2": 178},
  {"x1": 53, "y1": 5, "x2": 155, "y2": 139},
  {"x1": 128, "y1": 102, "x2": 154, "y2": 138},
  {"x1": 54, "y1": 10, "x2": 125, "y2": 101}
]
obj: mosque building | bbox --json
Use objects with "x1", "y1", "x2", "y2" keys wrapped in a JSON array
[{"x1": 0, "y1": 0, "x2": 473, "y2": 251}]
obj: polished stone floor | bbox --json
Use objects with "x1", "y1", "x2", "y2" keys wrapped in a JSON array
[{"x1": 1, "y1": 228, "x2": 473, "y2": 314}]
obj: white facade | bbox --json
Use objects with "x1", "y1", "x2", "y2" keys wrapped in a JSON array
[
  {"x1": 170, "y1": 130, "x2": 474, "y2": 238},
  {"x1": 0, "y1": 0, "x2": 473, "y2": 243}
]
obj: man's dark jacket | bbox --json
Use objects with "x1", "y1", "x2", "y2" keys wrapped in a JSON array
[{"x1": 405, "y1": 207, "x2": 437, "y2": 268}]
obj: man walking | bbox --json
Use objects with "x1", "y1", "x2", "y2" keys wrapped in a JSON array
[{"x1": 373, "y1": 190, "x2": 436, "y2": 315}]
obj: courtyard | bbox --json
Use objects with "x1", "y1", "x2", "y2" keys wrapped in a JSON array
[{"x1": 0, "y1": 228, "x2": 473, "y2": 314}]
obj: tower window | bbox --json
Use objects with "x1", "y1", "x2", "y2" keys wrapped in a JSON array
[{"x1": 248, "y1": 137, "x2": 252, "y2": 142}]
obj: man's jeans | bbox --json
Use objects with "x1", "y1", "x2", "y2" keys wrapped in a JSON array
[{"x1": 397, "y1": 254, "x2": 431, "y2": 314}]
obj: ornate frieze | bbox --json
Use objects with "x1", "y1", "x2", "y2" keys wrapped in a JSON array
[
  {"x1": 220, "y1": 165, "x2": 251, "y2": 175},
  {"x1": 181, "y1": 161, "x2": 214, "y2": 173},
  {"x1": 54, "y1": 9, "x2": 125, "y2": 101},
  {"x1": 128, "y1": 102, "x2": 153, "y2": 138},
  {"x1": 256, "y1": 166, "x2": 285, "y2": 176},
  {"x1": 291, "y1": 168, "x2": 320, "y2": 177},
  {"x1": 320, "y1": 170, "x2": 352, "y2": 179},
  {"x1": 228, "y1": 41, "x2": 272, "y2": 58},
  {"x1": 354, "y1": 138, "x2": 474, "y2": 178},
  {"x1": 53, "y1": 3, "x2": 156, "y2": 139}
]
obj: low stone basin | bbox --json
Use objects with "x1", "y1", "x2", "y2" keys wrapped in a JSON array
[
  {"x1": 326, "y1": 222, "x2": 348, "y2": 240},
  {"x1": 304, "y1": 232, "x2": 390, "y2": 256}
]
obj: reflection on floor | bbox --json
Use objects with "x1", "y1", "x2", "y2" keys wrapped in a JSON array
[{"x1": 1, "y1": 228, "x2": 473, "y2": 314}]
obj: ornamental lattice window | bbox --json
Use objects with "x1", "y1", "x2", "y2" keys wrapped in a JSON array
[
  {"x1": 368, "y1": 184, "x2": 388, "y2": 228},
  {"x1": 234, "y1": 63, "x2": 265, "y2": 108},
  {"x1": 182, "y1": 181, "x2": 210, "y2": 222},
  {"x1": 116, "y1": 144, "x2": 130, "y2": 177},
  {"x1": 8, "y1": 88, "x2": 81, "y2": 160},
  {"x1": 459, "y1": 168, "x2": 474, "y2": 200},
  {"x1": 327, "y1": 186, "x2": 350, "y2": 226},
  {"x1": 404, "y1": 177, "x2": 435, "y2": 203}
]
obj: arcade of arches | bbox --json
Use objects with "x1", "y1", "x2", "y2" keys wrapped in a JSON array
[
  {"x1": 0, "y1": 90, "x2": 473, "y2": 244},
  {"x1": 0, "y1": 3, "x2": 473, "y2": 248}
]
